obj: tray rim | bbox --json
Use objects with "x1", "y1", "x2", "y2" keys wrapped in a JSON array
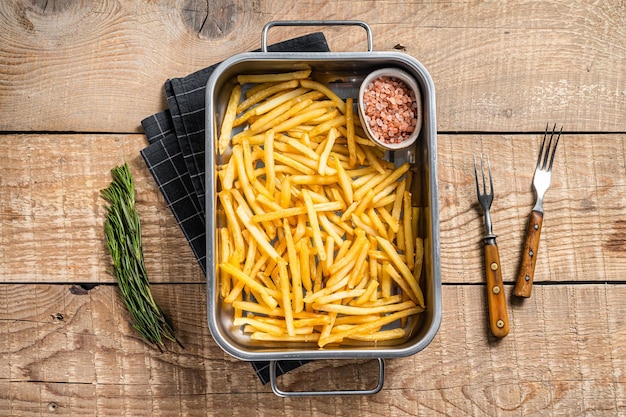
[{"x1": 205, "y1": 50, "x2": 442, "y2": 361}]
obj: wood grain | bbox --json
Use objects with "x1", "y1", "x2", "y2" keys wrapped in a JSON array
[
  {"x1": 0, "y1": 0, "x2": 624, "y2": 132},
  {"x1": 0, "y1": 134, "x2": 204, "y2": 284},
  {"x1": 1, "y1": 283, "x2": 625, "y2": 416},
  {"x1": 1, "y1": 133, "x2": 624, "y2": 285}
]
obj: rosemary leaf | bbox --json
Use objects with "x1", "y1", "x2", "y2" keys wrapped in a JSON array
[{"x1": 101, "y1": 163, "x2": 183, "y2": 350}]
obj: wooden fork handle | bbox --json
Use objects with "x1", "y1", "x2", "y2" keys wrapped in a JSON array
[
  {"x1": 484, "y1": 240, "x2": 509, "y2": 338},
  {"x1": 514, "y1": 210, "x2": 544, "y2": 298}
]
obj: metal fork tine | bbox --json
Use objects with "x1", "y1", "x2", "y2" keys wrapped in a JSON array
[
  {"x1": 487, "y1": 157, "x2": 493, "y2": 195},
  {"x1": 547, "y1": 126, "x2": 563, "y2": 172},
  {"x1": 480, "y1": 155, "x2": 487, "y2": 193},
  {"x1": 541, "y1": 123, "x2": 557, "y2": 170},
  {"x1": 473, "y1": 154, "x2": 492, "y2": 196},
  {"x1": 473, "y1": 155, "x2": 480, "y2": 195}
]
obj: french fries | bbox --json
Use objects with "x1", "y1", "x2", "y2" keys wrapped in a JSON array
[{"x1": 216, "y1": 68, "x2": 425, "y2": 348}]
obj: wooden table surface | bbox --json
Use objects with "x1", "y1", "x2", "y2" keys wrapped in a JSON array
[{"x1": 1, "y1": 1, "x2": 625, "y2": 416}]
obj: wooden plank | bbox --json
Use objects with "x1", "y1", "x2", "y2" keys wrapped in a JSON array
[
  {"x1": 0, "y1": 134, "x2": 204, "y2": 283},
  {"x1": 0, "y1": 1, "x2": 624, "y2": 133},
  {"x1": 2, "y1": 133, "x2": 624, "y2": 284},
  {"x1": 1, "y1": 283, "x2": 625, "y2": 416}
]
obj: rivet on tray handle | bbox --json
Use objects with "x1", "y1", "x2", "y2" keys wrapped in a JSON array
[
  {"x1": 484, "y1": 242, "x2": 509, "y2": 338},
  {"x1": 514, "y1": 210, "x2": 544, "y2": 298},
  {"x1": 261, "y1": 20, "x2": 374, "y2": 53}
]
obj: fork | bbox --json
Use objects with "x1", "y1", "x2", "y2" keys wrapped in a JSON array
[
  {"x1": 474, "y1": 155, "x2": 509, "y2": 338},
  {"x1": 514, "y1": 124, "x2": 563, "y2": 298}
]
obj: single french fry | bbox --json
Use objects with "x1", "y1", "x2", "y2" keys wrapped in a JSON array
[
  {"x1": 299, "y1": 79, "x2": 346, "y2": 114},
  {"x1": 350, "y1": 214, "x2": 378, "y2": 237},
  {"x1": 318, "y1": 127, "x2": 337, "y2": 176},
  {"x1": 251, "y1": 332, "x2": 320, "y2": 343},
  {"x1": 347, "y1": 239, "x2": 371, "y2": 288},
  {"x1": 273, "y1": 152, "x2": 316, "y2": 175},
  {"x1": 245, "y1": 81, "x2": 276, "y2": 98},
  {"x1": 403, "y1": 190, "x2": 415, "y2": 271},
  {"x1": 345, "y1": 97, "x2": 357, "y2": 167},
  {"x1": 318, "y1": 212, "x2": 344, "y2": 247},
  {"x1": 234, "y1": 317, "x2": 283, "y2": 336},
  {"x1": 308, "y1": 115, "x2": 347, "y2": 139},
  {"x1": 218, "y1": 191, "x2": 245, "y2": 262},
  {"x1": 319, "y1": 311, "x2": 338, "y2": 342},
  {"x1": 362, "y1": 145, "x2": 386, "y2": 174},
  {"x1": 219, "y1": 228, "x2": 231, "y2": 298},
  {"x1": 220, "y1": 157, "x2": 236, "y2": 190},
  {"x1": 283, "y1": 218, "x2": 303, "y2": 314},
  {"x1": 251, "y1": 93, "x2": 312, "y2": 132},
  {"x1": 383, "y1": 263, "x2": 417, "y2": 305},
  {"x1": 303, "y1": 276, "x2": 349, "y2": 305},
  {"x1": 331, "y1": 153, "x2": 354, "y2": 205},
  {"x1": 293, "y1": 316, "x2": 331, "y2": 328},
  {"x1": 309, "y1": 108, "x2": 339, "y2": 125},
  {"x1": 279, "y1": 175, "x2": 291, "y2": 209},
  {"x1": 272, "y1": 108, "x2": 328, "y2": 134},
  {"x1": 298, "y1": 239, "x2": 312, "y2": 292},
  {"x1": 354, "y1": 189, "x2": 376, "y2": 217},
  {"x1": 346, "y1": 328, "x2": 406, "y2": 341},
  {"x1": 334, "y1": 315, "x2": 380, "y2": 325},
  {"x1": 282, "y1": 151, "x2": 336, "y2": 175},
  {"x1": 224, "y1": 235, "x2": 258, "y2": 303},
  {"x1": 232, "y1": 300, "x2": 282, "y2": 317},
  {"x1": 326, "y1": 212, "x2": 355, "y2": 237},
  {"x1": 237, "y1": 68, "x2": 312, "y2": 85},
  {"x1": 218, "y1": 84, "x2": 241, "y2": 155},
  {"x1": 277, "y1": 259, "x2": 295, "y2": 336},
  {"x1": 354, "y1": 172, "x2": 387, "y2": 201},
  {"x1": 301, "y1": 189, "x2": 326, "y2": 261},
  {"x1": 264, "y1": 129, "x2": 276, "y2": 193},
  {"x1": 359, "y1": 294, "x2": 404, "y2": 307},
  {"x1": 373, "y1": 194, "x2": 397, "y2": 209},
  {"x1": 322, "y1": 235, "x2": 335, "y2": 275},
  {"x1": 367, "y1": 208, "x2": 388, "y2": 240},
  {"x1": 377, "y1": 206, "x2": 399, "y2": 234},
  {"x1": 413, "y1": 237, "x2": 424, "y2": 297},
  {"x1": 373, "y1": 163, "x2": 410, "y2": 195},
  {"x1": 237, "y1": 80, "x2": 299, "y2": 113},
  {"x1": 313, "y1": 289, "x2": 366, "y2": 306},
  {"x1": 290, "y1": 174, "x2": 339, "y2": 185},
  {"x1": 281, "y1": 136, "x2": 320, "y2": 161},
  {"x1": 327, "y1": 229, "x2": 367, "y2": 275}
]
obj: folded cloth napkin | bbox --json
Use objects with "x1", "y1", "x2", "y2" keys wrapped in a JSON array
[{"x1": 140, "y1": 33, "x2": 330, "y2": 385}]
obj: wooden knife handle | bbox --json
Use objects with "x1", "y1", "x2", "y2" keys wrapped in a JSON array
[
  {"x1": 514, "y1": 210, "x2": 544, "y2": 298},
  {"x1": 484, "y1": 241, "x2": 509, "y2": 338}
]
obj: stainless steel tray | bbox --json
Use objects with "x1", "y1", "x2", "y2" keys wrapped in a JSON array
[{"x1": 205, "y1": 21, "x2": 441, "y2": 396}]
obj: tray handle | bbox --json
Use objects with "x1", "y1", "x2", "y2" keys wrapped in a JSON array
[
  {"x1": 269, "y1": 358, "x2": 385, "y2": 397},
  {"x1": 261, "y1": 20, "x2": 374, "y2": 53}
]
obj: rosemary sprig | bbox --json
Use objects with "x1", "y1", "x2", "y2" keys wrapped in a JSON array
[{"x1": 101, "y1": 163, "x2": 182, "y2": 351}]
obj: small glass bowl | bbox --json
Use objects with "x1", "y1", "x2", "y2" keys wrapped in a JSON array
[{"x1": 358, "y1": 68, "x2": 423, "y2": 151}]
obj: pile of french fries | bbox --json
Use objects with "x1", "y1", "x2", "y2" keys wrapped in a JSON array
[{"x1": 216, "y1": 67, "x2": 425, "y2": 348}]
